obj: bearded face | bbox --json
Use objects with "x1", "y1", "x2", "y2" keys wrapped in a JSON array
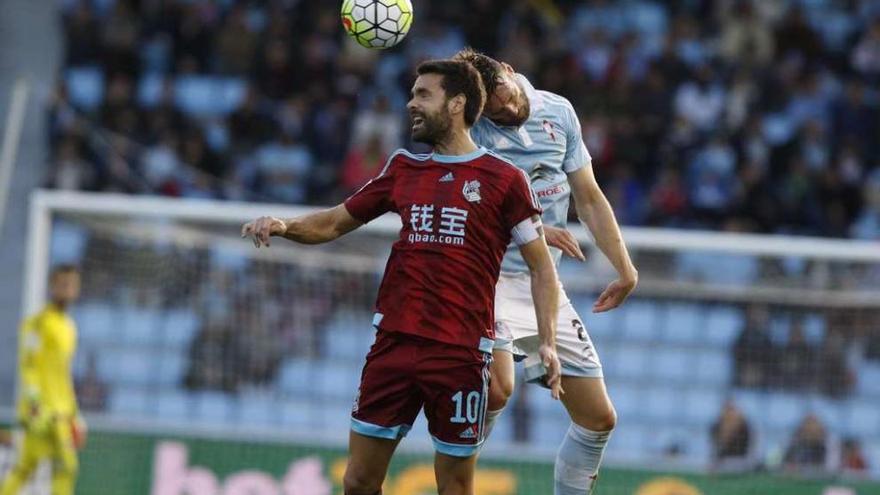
[{"x1": 411, "y1": 102, "x2": 452, "y2": 145}]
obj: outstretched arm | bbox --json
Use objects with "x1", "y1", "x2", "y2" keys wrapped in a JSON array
[
  {"x1": 241, "y1": 204, "x2": 363, "y2": 247},
  {"x1": 568, "y1": 166, "x2": 638, "y2": 312},
  {"x1": 518, "y1": 228, "x2": 563, "y2": 399}
]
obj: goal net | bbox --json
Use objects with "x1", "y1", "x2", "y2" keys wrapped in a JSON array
[{"x1": 8, "y1": 189, "x2": 880, "y2": 495}]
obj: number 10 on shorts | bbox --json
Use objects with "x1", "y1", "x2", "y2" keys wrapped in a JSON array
[{"x1": 450, "y1": 390, "x2": 481, "y2": 424}]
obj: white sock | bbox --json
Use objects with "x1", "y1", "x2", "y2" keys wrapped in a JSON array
[
  {"x1": 554, "y1": 423, "x2": 611, "y2": 495},
  {"x1": 483, "y1": 409, "x2": 504, "y2": 439}
]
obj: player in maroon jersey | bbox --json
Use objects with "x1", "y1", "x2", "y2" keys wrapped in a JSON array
[{"x1": 242, "y1": 60, "x2": 561, "y2": 495}]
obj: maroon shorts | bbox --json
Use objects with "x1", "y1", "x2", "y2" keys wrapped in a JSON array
[{"x1": 351, "y1": 331, "x2": 492, "y2": 457}]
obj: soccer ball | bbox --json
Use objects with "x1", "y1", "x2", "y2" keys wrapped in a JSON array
[{"x1": 341, "y1": 0, "x2": 413, "y2": 49}]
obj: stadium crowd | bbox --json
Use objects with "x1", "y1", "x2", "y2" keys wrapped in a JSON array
[
  {"x1": 48, "y1": 0, "x2": 880, "y2": 239},
  {"x1": 47, "y1": 0, "x2": 880, "y2": 477}
]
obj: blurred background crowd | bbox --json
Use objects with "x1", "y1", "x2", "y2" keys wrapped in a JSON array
[
  {"x1": 49, "y1": 0, "x2": 880, "y2": 238},
  {"x1": 29, "y1": 0, "x2": 880, "y2": 481}
]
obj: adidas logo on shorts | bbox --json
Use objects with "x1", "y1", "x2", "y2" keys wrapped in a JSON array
[{"x1": 458, "y1": 425, "x2": 478, "y2": 439}]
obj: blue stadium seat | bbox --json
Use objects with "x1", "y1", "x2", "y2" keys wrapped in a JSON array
[
  {"x1": 322, "y1": 313, "x2": 375, "y2": 361},
  {"x1": 174, "y1": 76, "x2": 218, "y2": 116},
  {"x1": 609, "y1": 382, "x2": 643, "y2": 420},
  {"x1": 121, "y1": 307, "x2": 163, "y2": 345},
  {"x1": 661, "y1": 302, "x2": 703, "y2": 344},
  {"x1": 704, "y1": 306, "x2": 743, "y2": 347},
  {"x1": 50, "y1": 220, "x2": 88, "y2": 264},
  {"x1": 609, "y1": 343, "x2": 648, "y2": 379},
  {"x1": 652, "y1": 347, "x2": 691, "y2": 383},
  {"x1": 109, "y1": 387, "x2": 151, "y2": 417},
  {"x1": 156, "y1": 389, "x2": 193, "y2": 421},
  {"x1": 765, "y1": 393, "x2": 806, "y2": 430},
  {"x1": 312, "y1": 360, "x2": 361, "y2": 402},
  {"x1": 65, "y1": 66, "x2": 104, "y2": 110},
  {"x1": 621, "y1": 301, "x2": 658, "y2": 342},
  {"x1": 802, "y1": 313, "x2": 826, "y2": 345},
  {"x1": 856, "y1": 363, "x2": 880, "y2": 398},
  {"x1": 695, "y1": 348, "x2": 732, "y2": 387},
  {"x1": 606, "y1": 423, "x2": 651, "y2": 464},
  {"x1": 162, "y1": 309, "x2": 199, "y2": 347},
  {"x1": 682, "y1": 388, "x2": 723, "y2": 426},
  {"x1": 531, "y1": 414, "x2": 569, "y2": 448},
  {"x1": 644, "y1": 386, "x2": 680, "y2": 422},
  {"x1": 236, "y1": 391, "x2": 278, "y2": 427},
  {"x1": 174, "y1": 76, "x2": 247, "y2": 117},
  {"x1": 156, "y1": 351, "x2": 186, "y2": 387},
  {"x1": 280, "y1": 399, "x2": 322, "y2": 430},
  {"x1": 218, "y1": 78, "x2": 248, "y2": 113},
  {"x1": 583, "y1": 309, "x2": 617, "y2": 342},
  {"x1": 73, "y1": 303, "x2": 117, "y2": 344},
  {"x1": 99, "y1": 348, "x2": 156, "y2": 387},
  {"x1": 137, "y1": 73, "x2": 165, "y2": 107},
  {"x1": 844, "y1": 399, "x2": 880, "y2": 437},
  {"x1": 731, "y1": 389, "x2": 767, "y2": 424},
  {"x1": 194, "y1": 391, "x2": 234, "y2": 424},
  {"x1": 278, "y1": 358, "x2": 314, "y2": 396}
]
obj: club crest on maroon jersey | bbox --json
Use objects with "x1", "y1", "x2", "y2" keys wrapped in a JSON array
[{"x1": 462, "y1": 180, "x2": 481, "y2": 203}]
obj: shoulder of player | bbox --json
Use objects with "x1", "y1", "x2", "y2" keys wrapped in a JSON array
[
  {"x1": 384, "y1": 148, "x2": 431, "y2": 171},
  {"x1": 478, "y1": 151, "x2": 530, "y2": 183},
  {"x1": 536, "y1": 91, "x2": 579, "y2": 121}
]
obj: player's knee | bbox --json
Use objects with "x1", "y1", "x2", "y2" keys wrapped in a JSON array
[
  {"x1": 488, "y1": 375, "x2": 514, "y2": 410},
  {"x1": 343, "y1": 464, "x2": 384, "y2": 495},
  {"x1": 591, "y1": 406, "x2": 617, "y2": 432}
]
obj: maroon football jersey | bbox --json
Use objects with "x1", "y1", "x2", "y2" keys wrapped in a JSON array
[{"x1": 344, "y1": 148, "x2": 542, "y2": 352}]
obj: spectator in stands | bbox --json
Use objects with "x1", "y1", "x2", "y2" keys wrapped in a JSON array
[
  {"x1": 75, "y1": 353, "x2": 108, "y2": 412},
  {"x1": 734, "y1": 304, "x2": 775, "y2": 389},
  {"x1": 340, "y1": 135, "x2": 389, "y2": 194},
  {"x1": 45, "y1": 137, "x2": 97, "y2": 191},
  {"x1": 46, "y1": 0, "x2": 880, "y2": 239},
  {"x1": 710, "y1": 400, "x2": 752, "y2": 466},
  {"x1": 184, "y1": 321, "x2": 240, "y2": 393},
  {"x1": 251, "y1": 130, "x2": 315, "y2": 203},
  {"x1": 778, "y1": 317, "x2": 817, "y2": 391},
  {"x1": 783, "y1": 414, "x2": 829, "y2": 471},
  {"x1": 840, "y1": 437, "x2": 869, "y2": 474}
]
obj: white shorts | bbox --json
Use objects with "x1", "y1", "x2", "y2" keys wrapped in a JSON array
[{"x1": 494, "y1": 272, "x2": 603, "y2": 382}]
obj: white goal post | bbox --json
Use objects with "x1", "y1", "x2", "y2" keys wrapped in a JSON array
[{"x1": 24, "y1": 188, "x2": 880, "y2": 318}]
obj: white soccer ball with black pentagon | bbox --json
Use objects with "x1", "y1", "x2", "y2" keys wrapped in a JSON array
[{"x1": 341, "y1": 0, "x2": 413, "y2": 49}]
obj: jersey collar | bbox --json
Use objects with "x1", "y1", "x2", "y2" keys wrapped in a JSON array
[{"x1": 431, "y1": 147, "x2": 487, "y2": 163}]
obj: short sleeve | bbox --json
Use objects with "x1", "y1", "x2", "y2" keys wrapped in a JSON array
[
  {"x1": 502, "y1": 168, "x2": 543, "y2": 231},
  {"x1": 562, "y1": 104, "x2": 591, "y2": 173},
  {"x1": 343, "y1": 154, "x2": 398, "y2": 223}
]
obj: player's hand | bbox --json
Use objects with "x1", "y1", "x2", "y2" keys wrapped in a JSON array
[
  {"x1": 543, "y1": 226, "x2": 585, "y2": 261},
  {"x1": 592, "y1": 274, "x2": 637, "y2": 313},
  {"x1": 539, "y1": 344, "x2": 564, "y2": 400},
  {"x1": 241, "y1": 216, "x2": 287, "y2": 248},
  {"x1": 71, "y1": 416, "x2": 87, "y2": 450}
]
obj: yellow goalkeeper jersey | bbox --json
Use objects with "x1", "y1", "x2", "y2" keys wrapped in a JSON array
[{"x1": 16, "y1": 304, "x2": 79, "y2": 422}]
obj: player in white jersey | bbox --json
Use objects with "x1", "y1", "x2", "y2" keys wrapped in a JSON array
[{"x1": 455, "y1": 49, "x2": 638, "y2": 494}]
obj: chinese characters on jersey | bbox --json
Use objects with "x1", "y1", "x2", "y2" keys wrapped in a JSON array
[{"x1": 408, "y1": 204, "x2": 469, "y2": 246}]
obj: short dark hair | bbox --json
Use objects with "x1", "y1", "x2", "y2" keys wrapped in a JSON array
[
  {"x1": 453, "y1": 48, "x2": 505, "y2": 97},
  {"x1": 50, "y1": 264, "x2": 79, "y2": 279},
  {"x1": 416, "y1": 59, "x2": 486, "y2": 126}
]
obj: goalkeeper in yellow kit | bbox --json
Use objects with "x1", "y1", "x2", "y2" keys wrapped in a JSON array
[{"x1": 1, "y1": 265, "x2": 86, "y2": 495}]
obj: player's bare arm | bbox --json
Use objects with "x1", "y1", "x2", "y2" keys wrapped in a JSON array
[
  {"x1": 567, "y1": 165, "x2": 638, "y2": 313},
  {"x1": 518, "y1": 226, "x2": 564, "y2": 399},
  {"x1": 241, "y1": 204, "x2": 363, "y2": 247}
]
